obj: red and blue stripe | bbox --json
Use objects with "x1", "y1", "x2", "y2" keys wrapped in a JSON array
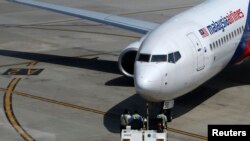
[{"x1": 231, "y1": 3, "x2": 250, "y2": 63}]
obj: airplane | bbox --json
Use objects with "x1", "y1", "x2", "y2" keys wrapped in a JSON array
[{"x1": 6, "y1": 0, "x2": 250, "y2": 120}]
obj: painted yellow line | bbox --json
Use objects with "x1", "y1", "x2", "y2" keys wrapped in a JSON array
[
  {"x1": 27, "y1": 61, "x2": 38, "y2": 67},
  {"x1": 4, "y1": 78, "x2": 35, "y2": 141},
  {"x1": 0, "y1": 61, "x2": 40, "y2": 68},
  {"x1": 168, "y1": 128, "x2": 207, "y2": 140},
  {"x1": 1, "y1": 88, "x2": 208, "y2": 140},
  {"x1": 0, "y1": 62, "x2": 32, "y2": 68},
  {"x1": 3, "y1": 60, "x2": 39, "y2": 141},
  {"x1": 4, "y1": 78, "x2": 34, "y2": 141},
  {"x1": 14, "y1": 91, "x2": 107, "y2": 116},
  {"x1": 3, "y1": 89, "x2": 207, "y2": 140}
]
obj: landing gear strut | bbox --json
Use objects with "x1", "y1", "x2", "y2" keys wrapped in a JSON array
[
  {"x1": 166, "y1": 109, "x2": 173, "y2": 122},
  {"x1": 162, "y1": 100, "x2": 174, "y2": 122}
]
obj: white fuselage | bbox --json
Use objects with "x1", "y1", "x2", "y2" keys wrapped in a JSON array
[
  {"x1": 8, "y1": 0, "x2": 250, "y2": 102},
  {"x1": 135, "y1": 0, "x2": 249, "y2": 101}
]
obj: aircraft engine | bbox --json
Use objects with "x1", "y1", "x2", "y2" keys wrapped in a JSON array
[{"x1": 118, "y1": 41, "x2": 142, "y2": 77}]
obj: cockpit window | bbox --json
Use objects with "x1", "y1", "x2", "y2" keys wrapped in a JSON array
[
  {"x1": 151, "y1": 55, "x2": 167, "y2": 62},
  {"x1": 174, "y1": 52, "x2": 181, "y2": 62},
  {"x1": 138, "y1": 52, "x2": 181, "y2": 63},
  {"x1": 168, "y1": 53, "x2": 175, "y2": 63},
  {"x1": 138, "y1": 54, "x2": 150, "y2": 62},
  {"x1": 168, "y1": 51, "x2": 181, "y2": 63}
]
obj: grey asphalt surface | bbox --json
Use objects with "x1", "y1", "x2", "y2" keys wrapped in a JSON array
[{"x1": 1, "y1": 0, "x2": 250, "y2": 141}]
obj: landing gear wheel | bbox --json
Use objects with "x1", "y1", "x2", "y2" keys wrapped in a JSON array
[{"x1": 166, "y1": 109, "x2": 172, "y2": 122}]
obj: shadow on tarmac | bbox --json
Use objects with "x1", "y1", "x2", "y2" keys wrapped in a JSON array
[
  {"x1": 0, "y1": 49, "x2": 119, "y2": 74},
  {"x1": 105, "y1": 76, "x2": 134, "y2": 87},
  {"x1": 0, "y1": 49, "x2": 250, "y2": 133},
  {"x1": 103, "y1": 58, "x2": 250, "y2": 133}
]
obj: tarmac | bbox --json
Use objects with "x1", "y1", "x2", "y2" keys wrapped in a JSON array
[{"x1": 0, "y1": 0, "x2": 250, "y2": 141}]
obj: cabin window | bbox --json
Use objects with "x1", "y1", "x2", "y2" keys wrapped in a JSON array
[{"x1": 168, "y1": 51, "x2": 181, "y2": 63}]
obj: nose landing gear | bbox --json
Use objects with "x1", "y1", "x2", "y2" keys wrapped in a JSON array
[
  {"x1": 162, "y1": 100, "x2": 174, "y2": 122},
  {"x1": 166, "y1": 109, "x2": 173, "y2": 122}
]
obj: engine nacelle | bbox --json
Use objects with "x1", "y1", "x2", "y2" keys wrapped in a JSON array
[{"x1": 118, "y1": 41, "x2": 142, "y2": 77}]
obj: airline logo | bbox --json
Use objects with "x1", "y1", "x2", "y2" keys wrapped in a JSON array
[{"x1": 199, "y1": 9, "x2": 244, "y2": 38}]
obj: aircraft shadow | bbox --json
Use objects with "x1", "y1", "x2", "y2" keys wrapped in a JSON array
[
  {"x1": 0, "y1": 49, "x2": 119, "y2": 74},
  {"x1": 103, "y1": 58, "x2": 250, "y2": 133},
  {"x1": 1, "y1": 49, "x2": 250, "y2": 133},
  {"x1": 105, "y1": 76, "x2": 134, "y2": 87}
]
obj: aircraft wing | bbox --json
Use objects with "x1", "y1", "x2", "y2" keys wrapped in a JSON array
[{"x1": 7, "y1": 0, "x2": 159, "y2": 34}]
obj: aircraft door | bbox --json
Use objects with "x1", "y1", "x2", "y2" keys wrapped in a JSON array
[{"x1": 187, "y1": 33, "x2": 205, "y2": 71}]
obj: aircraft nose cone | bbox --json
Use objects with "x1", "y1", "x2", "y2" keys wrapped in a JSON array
[{"x1": 135, "y1": 65, "x2": 162, "y2": 101}]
